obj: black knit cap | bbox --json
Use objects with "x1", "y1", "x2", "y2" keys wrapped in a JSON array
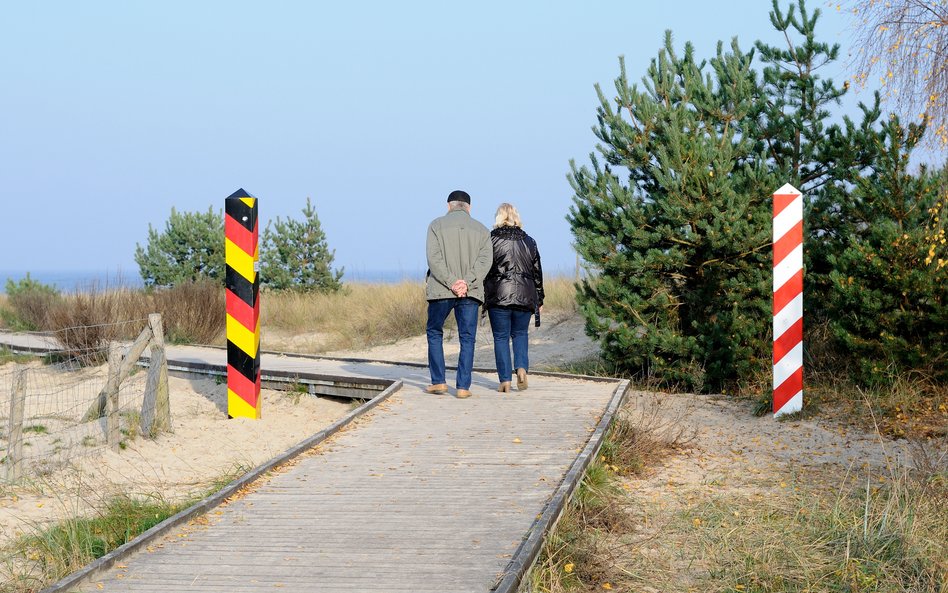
[{"x1": 447, "y1": 190, "x2": 471, "y2": 204}]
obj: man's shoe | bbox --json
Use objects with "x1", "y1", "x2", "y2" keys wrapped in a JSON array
[
  {"x1": 425, "y1": 384, "x2": 448, "y2": 394},
  {"x1": 516, "y1": 368, "x2": 528, "y2": 391},
  {"x1": 498, "y1": 382, "x2": 511, "y2": 393},
  {"x1": 456, "y1": 389, "x2": 472, "y2": 399}
]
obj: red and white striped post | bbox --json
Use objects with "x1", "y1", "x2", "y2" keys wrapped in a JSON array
[{"x1": 773, "y1": 183, "x2": 803, "y2": 418}]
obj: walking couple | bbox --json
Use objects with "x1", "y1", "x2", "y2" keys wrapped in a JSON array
[{"x1": 425, "y1": 190, "x2": 544, "y2": 398}]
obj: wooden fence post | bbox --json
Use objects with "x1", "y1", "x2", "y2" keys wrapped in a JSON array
[
  {"x1": 105, "y1": 343, "x2": 122, "y2": 451},
  {"x1": 5, "y1": 367, "x2": 26, "y2": 480},
  {"x1": 83, "y1": 324, "x2": 153, "y2": 421},
  {"x1": 141, "y1": 313, "x2": 171, "y2": 437}
]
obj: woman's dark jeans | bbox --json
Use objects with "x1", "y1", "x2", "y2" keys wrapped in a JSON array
[{"x1": 487, "y1": 306, "x2": 531, "y2": 383}]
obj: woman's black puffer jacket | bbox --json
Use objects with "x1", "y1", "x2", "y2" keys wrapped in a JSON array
[{"x1": 484, "y1": 226, "x2": 544, "y2": 310}]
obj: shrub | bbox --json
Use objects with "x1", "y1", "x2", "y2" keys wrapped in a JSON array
[
  {"x1": 817, "y1": 121, "x2": 948, "y2": 384},
  {"x1": 3, "y1": 274, "x2": 60, "y2": 331},
  {"x1": 46, "y1": 284, "x2": 120, "y2": 364},
  {"x1": 151, "y1": 279, "x2": 225, "y2": 344}
]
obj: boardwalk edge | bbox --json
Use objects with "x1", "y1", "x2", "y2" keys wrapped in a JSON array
[
  {"x1": 37, "y1": 379, "x2": 403, "y2": 593},
  {"x1": 491, "y1": 379, "x2": 632, "y2": 593}
]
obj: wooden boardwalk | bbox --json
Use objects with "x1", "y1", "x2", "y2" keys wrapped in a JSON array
[{"x1": 0, "y1": 333, "x2": 625, "y2": 593}]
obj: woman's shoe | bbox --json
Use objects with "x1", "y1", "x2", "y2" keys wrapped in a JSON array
[
  {"x1": 516, "y1": 368, "x2": 528, "y2": 391},
  {"x1": 498, "y1": 381, "x2": 511, "y2": 393}
]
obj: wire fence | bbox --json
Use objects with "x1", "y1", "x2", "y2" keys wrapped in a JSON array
[{"x1": 1, "y1": 315, "x2": 170, "y2": 481}]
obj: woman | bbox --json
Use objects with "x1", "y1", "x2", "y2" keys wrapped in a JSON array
[{"x1": 484, "y1": 203, "x2": 544, "y2": 392}]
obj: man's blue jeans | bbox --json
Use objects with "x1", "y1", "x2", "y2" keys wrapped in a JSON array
[
  {"x1": 487, "y1": 306, "x2": 532, "y2": 383},
  {"x1": 427, "y1": 298, "x2": 480, "y2": 390}
]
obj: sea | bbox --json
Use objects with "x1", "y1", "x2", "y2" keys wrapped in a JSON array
[{"x1": 0, "y1": 268, "x2": 427, "y2": 294}]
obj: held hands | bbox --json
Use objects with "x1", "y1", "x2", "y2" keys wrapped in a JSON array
[{"x1": 451, "y1": 279, "x2": 468, "y2": 298}]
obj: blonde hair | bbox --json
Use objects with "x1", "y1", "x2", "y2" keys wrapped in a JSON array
[{"x1": 493, "y1": 203, "x2": 522, "y2": 228}]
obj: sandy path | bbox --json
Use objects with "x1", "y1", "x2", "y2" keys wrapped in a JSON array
[{"x1": 628, "y1": 390, "x2": 910, "y2": 494}]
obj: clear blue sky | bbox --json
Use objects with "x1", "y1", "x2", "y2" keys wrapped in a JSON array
[{"x1": 1, "y1": 1, "x2": 869, "y2": 279}]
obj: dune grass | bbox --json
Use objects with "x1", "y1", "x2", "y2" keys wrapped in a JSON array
[
  {"x1": 1, "y1": 494, "x2": 186, "y2": 593},
  {"x1": 526, "y1": 401, "x2": 948, "y2": 593},
  {"x1": 540, "y1": 277, "x2": 579, "y2": 314},
  {"x1": 0, "y1": 462, "x2": 252, "y2": 593},
  {"x1": 259, "y1": 277, "x2": 580, "y2": 354},
  {"x1": 527, "y1": 402, "x2": 694, "y2": 592},
  {"x1": 0, "y1": 280, "x2": 225, "y2": 352},
  {"x1": 676, "y1": 471, "x2": 947, "y2": 593},
  {"x1": 260, "y1": 282, "x2": 429, "y2": 352},
  {"x1": 0, "y1": 346, "x2": 33, "y2": 365},
  {"x1": 2, "y1": 275, "x2": 580, "y2": 357}
]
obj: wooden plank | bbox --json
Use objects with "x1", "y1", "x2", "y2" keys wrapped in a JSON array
[
  {"x1": 40, "y1": 379, "x2": 403, "y2": 593},
  {"x1": 75, "y1": 374, "x2": 617, "y2": 592},
  {"x1": 17, "y1": 343, "x2": 624, "y2": 593}
]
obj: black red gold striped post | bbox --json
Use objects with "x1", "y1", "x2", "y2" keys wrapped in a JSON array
[{"x1": 225, "y1": 188, "x2": 261, "y2": 419}]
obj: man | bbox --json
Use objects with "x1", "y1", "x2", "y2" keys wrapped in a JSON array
[{"x1": 425, "y1": 190, "x2": 493, "y2": 398}]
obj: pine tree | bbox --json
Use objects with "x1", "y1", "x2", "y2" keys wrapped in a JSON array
[
  {"x1": 751, "y1": 0, "x2": 889, "y2": 318},
  {"x1": 751, "y1": 0, "x2": 854, "y2": 191},
  {"x1": 567, "y1": 0, "x2": 948, "y2": 392},
  {"x1": 568, "y1": 35, "x2": 776, "y2": 391},
  {"x1": 135, "y1": 206, "x2": 225, "y2": 287},
  {"x1": 260, "y1": 197, "x2": 343, "y2": 292},
  {"x1": 822, "y1": 118, "x2": 948, "y2": 382}
]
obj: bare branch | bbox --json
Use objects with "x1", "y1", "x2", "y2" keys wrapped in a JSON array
[{"x1": 846, "y1": 0, "x2": 948, "y2": 151}]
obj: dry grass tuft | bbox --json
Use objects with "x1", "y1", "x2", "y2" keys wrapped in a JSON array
[
  {"x1": 528, "y1": 397, "x2": 692, "y2": 592},
  {"x1": 149, "y1": 280, "x2": 225, "y2": 344},
  {"x1": 599, "y1": 398, "x2": 696, "y2": 477},
  {"x1": 46, "y1": 284, "x2": 127, "y2": 364},
  {"x1": 674, "y1": 464, "x2": 948, "y2": 593},
  {"x1": 801, "y1": 373, "x2": 948, "y2": 440},
  {"x1": 5, "y1": 276, "x2": 580, "y2": 356},
  {"x1": 261, "y1": 282, "x2": 428, "y2": 352},
  {"x1": 1, "y1": 494, "x2": 185, "y2": 593},
  {"x1": 529, "y1": 398, "x2": 948, "y2": 593},
  {"x1": 0, "y1": 463, "x2": 252, "y2": 593},
  {"x1": 541, "y1": 277, "x2": 579, "y2": 314},
  {"x1": 259, "y1": 277, "x2": 580, "y2": 355}
]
